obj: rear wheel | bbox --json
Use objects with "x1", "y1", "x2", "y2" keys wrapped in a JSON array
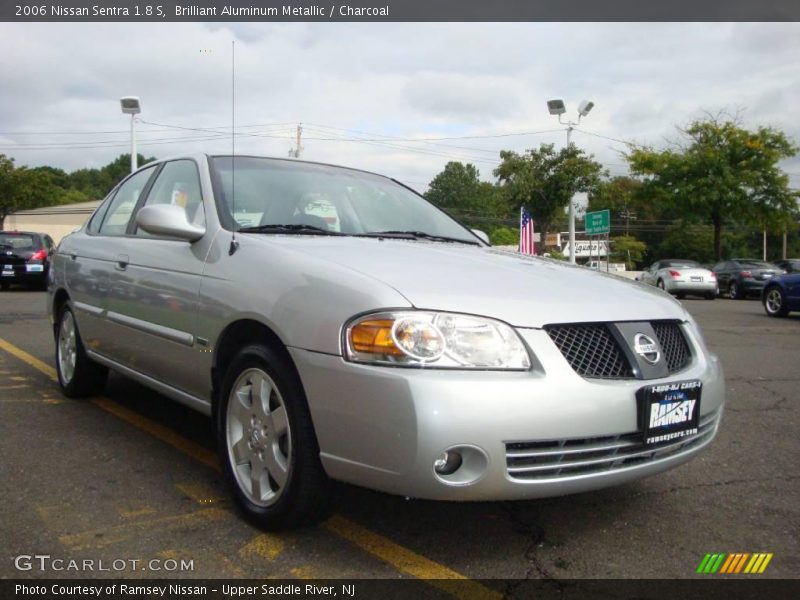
[
  {"x1": 217, "y1": 343, "x2": 334, "y2": 530},
  {"x1": 657, "y1": 279, "x2": 666, "y2": 291},
  {"x1": 729, "y1": 281, "x2": 742, "y2": 300},
  {"x1": 763, "y1": 286, "x2": 788, "y2": 317},
  {"x1": 55, "y1": 303, "x2": 108, "y2": 397}
]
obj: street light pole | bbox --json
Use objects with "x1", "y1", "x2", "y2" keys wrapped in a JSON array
[
  {"x1": 120, "y1": 96, "x2": 141, "y2": 174},
  {"x1": 130, "y1": 113, "x2": 137, "y2": 172},
  {"x1": 566, "y1": 124, "x2": 574, "y2": 262},
  {"x1": 547, "y1": 99, "x2": 594, "y2": 265}
]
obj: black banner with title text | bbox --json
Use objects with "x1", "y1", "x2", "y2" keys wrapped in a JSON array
[{"x1": 3, "y1": 0, "x2": 800, "y2": 22}]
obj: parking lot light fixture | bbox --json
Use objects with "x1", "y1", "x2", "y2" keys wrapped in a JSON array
[
  {"x1": 120, "y1": 96, "x2": 141, "y2": 173},
  {"x1": 546, "y1": 98, "x2": 595, "y2": 264}
]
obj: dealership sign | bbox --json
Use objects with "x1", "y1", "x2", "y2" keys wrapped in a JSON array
[{"x1": 562, "y1": 240, "x2": 608, "y2": 258}]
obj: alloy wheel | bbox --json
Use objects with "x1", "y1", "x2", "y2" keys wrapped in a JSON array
[
  {"x1": 765, "y1": 288, "x2": 783, "y2": 315},
  {"x1": 57, "y1": 310, "x2": 77, "y2": 385},
  {"x1": 226, "y1": 368, "x2": 292, "y2": 507}
]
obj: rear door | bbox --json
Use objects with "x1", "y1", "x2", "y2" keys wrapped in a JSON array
[
  {"x1": 713, "y1": 261, "x2": 732, "y2": 291},
  {"x1": 104, "y1": 159, "x2": 208, "y2": 398},
  {"x1": 65, "y1": 165, "x2": 159, "y2": 356}
]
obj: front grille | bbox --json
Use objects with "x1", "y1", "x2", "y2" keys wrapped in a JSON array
[
  {"x1": 545, "y1": 324, "x2": 632, "y2": 379},
  {"x1": 505, "y1": 409, "x2": 720, "y2": 481},
  {"x1": 652, "y1": 321, "x2": 691, "y2": 373}
]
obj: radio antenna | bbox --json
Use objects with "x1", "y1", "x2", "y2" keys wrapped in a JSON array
[{"x1": 228, "y1": 39, "x2": 239, "y2": 256}]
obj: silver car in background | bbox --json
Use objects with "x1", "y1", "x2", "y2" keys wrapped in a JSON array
[
  {"x1": 640, "y1": 259, "x2": 718, "y2": 300},
  {"x1": 48, "y1": 155, "x2": 725, "y2": 529}
]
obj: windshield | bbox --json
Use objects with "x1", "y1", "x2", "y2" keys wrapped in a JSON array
[
  {"x1": 210, "y1": 157, "x2": 479, "y2": 244},
  {"x1": 0, "y1": 233, "x2": 38, "y2": 250}
]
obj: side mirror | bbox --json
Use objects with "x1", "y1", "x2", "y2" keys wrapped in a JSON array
[
  {"x1": 471, "y1": 229, "x2": 490, "y2": 245},
  {"x1": 135, "y1": 204, "x2": 205, "y2": 242}
]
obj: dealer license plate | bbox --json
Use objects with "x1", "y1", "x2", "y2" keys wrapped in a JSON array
[
  {"x1": 637, "y1": 380, "x2": 701, "y2": 445},
  {"x1": 691, "y1": 276, "x2": 702, "y2": 282}
]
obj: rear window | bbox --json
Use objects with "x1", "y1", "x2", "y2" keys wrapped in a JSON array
[
  {"x1": 664, "y1": 260, "x2": 699, "y2": 268},
  {"x1": 0, "y1": 233, "x2": 40, "y2": 250},
  {"x1": 739, "y1": 261, "x2": 772, "y2": 268}
]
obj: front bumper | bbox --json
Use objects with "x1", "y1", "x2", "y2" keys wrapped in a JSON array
[{"x1": 290, "y1": 326, "x2": 725, "y2": 501}]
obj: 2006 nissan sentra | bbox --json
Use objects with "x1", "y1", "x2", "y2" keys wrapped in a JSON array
[{"x1": 48, "y1": 155, "x2": 725, "y2": 529}]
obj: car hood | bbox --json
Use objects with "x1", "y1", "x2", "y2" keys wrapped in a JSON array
[{"x1": 254, "y1": 236, "x2": 687, "y2": 328}]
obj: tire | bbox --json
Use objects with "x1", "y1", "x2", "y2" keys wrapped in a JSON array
[
  {"x1": 657, "y1": 279, "x2": 666, "y2": 291},
  {"x1": 217, "y1": 343, "x2": 335, "y2": 530},
  {"x1": 55, "y1": 303, "x2": 108, "y2": 398},
  {"x1": 763, "y1": 286, "x2": 788, "y2": 318},
  {"x1": 729, "y1": 281, "x2": 742, "y2": 300},
  {"x1": 0, "y1": 282, "x2": 9, "y2": 291}
]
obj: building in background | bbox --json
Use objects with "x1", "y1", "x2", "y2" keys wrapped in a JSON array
[{"x1": 3, "y1": 200, "x2": 100, "y2": 245}]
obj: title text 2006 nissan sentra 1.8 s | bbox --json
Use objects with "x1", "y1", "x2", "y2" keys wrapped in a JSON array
[{"x1": 48, "y1": 155, "x2": 724, "y2": 529}]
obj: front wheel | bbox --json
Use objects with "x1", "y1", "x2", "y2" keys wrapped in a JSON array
[
  {"x1": 55, "y1": 303, "x2": 108, "y2": 397},
  {"x1": 217, "y1": 344, "x2": 334, "y2": 530},
  {"x1": 763, "y1": 287, "x2": 788, "y2": 317}
]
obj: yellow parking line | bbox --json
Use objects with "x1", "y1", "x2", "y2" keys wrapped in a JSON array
[
  {"x1": 60, "y1": 507, "x2": 229, "y2": 550},
  {"x1": 0, "y1": 337, "x2": 57, "y2": 381},
  {"x1": 325, "y1": 516, "x2": 501, "y2": 599},
  {"x1": 91, "y1": 396, "x2": 221, "y2": 471},
  {"x1": 0, "y1": 336, "x2": 496, "y2": 597}
]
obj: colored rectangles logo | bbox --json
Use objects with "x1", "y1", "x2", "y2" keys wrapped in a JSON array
[{"x1": 697, "y1": 552, "x2": 773, "y2": 574}]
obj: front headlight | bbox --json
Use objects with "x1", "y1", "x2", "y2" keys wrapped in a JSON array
[{"x1": 344, "y1": 311, "x2": 531, "y2": 370}]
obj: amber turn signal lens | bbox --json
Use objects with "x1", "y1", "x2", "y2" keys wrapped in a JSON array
[{"x1": 349, "y1": 319, "x2": 404, "y2": 356}]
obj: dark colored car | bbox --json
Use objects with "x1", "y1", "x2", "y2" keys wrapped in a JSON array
[
  {"x1": 0, "y1": 231, "x2": 55, "y2": 290},
  {"x1": 762, "y1": 273, "x2": 800, "y2": 317},
  {"x1": 711, "y1": 259, "x2": 782, "y2": 300},
  {"x1": 772, "y1": 259, "x2": 800, "y2": 273}
]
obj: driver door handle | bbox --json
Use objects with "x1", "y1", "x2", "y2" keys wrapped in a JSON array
[{"x1": 116, "y1": 254, "x2": 129, "y2": 271}]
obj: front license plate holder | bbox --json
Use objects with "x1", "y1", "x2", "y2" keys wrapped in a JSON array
[{"x1": 637, "y1": 380, "x2": 702, "y2": 445}]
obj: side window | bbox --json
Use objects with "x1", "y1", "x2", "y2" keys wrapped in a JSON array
[
  {"x1": 87, "y1": 191, "x2": 116, "y2": 235},
  {"x1": 136, "y1": 160, "x2": 204, "y2": 236},
  {"x1": 98, "y1": 166, "x2": 156, "y2": 236}
]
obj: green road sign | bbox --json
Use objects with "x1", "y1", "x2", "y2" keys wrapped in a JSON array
[{"x1": 585, "y1": 209, "x2": 610, "y2": 235}]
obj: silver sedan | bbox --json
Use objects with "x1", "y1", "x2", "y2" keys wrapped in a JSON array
[
  {"x1": 48, "y1": 155, "x2": 725, "y2": 529},
  {"x1": 640, "y1": 259, "x2": 718, "y2": 299}
]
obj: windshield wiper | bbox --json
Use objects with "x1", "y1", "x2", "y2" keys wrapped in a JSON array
[
  {"x1": 359, "y1": 230, "x2": 481, "y2": 246},
  {"x1": 238, "y1": 224, "x2": 343, "y2": 236}
]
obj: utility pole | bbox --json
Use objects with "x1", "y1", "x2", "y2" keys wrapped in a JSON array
[
  {"x1": 783, "y1": 227, "x2": 787, "y2": 260},
  {"x1": 620, "y1": 209, "x2": 637, "y2": 236},
  {"x1": 289, "y1": 123, "x2": 303, "y2": 158}
]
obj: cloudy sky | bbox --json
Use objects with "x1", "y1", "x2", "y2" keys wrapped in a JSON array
[{"x1": 1, "y1": 22, "x2": 799, "y2": 193}]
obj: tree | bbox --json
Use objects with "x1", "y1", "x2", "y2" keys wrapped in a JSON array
[
  {"x1": 0, "y1": 155, "x2": 61, "y2": 229},
  {"x1": 493, "y1": 143, "x2": 604, "y2": 244},
  {"x1": 610, "y1": 235, "x2": 647, "y2": 269},
  {"x1": 426, "y1": 162, "x2": 507, "y2": 218},
  {"x1": 626, "y1": 114, "x2": 797, "y2": 260}
]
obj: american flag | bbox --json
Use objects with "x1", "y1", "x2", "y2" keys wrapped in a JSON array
[{"x1": 519, "y1": 206, "x2": 535, "y2": 255}]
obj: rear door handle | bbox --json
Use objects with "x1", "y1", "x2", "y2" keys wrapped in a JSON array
[{"x1": 116, "y1": 254, "x2": 129, "y2": 271}]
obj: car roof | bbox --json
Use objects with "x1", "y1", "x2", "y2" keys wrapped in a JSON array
[{"x1": 150, "y1": 153, "x2": 396, "y2": 183}]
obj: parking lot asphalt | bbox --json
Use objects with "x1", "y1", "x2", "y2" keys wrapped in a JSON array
[{"x1": 0, "y1": 288, "x2": 797, "y2": 588}]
